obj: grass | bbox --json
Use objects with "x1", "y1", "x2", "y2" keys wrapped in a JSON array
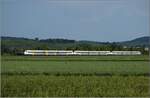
[
  {"x1": 2, "y1": 75, "x2": 150, "y2": 97},
  {"x1": 2, "y1": 55, "x2": 149, "y2": 61},
  {"x1": 1, "y1": 61, "x2": 149, "y2": 75},
  {"x1": 1, "y1": 55, "x2": 150, "y2": 97}
]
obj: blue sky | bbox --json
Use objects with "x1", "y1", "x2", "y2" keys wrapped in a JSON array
[{"x1": 1, "y1": 0, "x2": 150, "y2": 42}]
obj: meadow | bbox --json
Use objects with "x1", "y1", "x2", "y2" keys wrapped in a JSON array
[{"x1": 1, "y1": 55, "x2": 150, "y2": 97}]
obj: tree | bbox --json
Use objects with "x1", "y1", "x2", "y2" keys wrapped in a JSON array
[{"x1": 35, "y1": 37, "x2": 39, "y2": 41}]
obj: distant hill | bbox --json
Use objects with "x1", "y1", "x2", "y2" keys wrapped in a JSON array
[
  {"x1": 1, "y1": 36, "x2": 77, "y2": 49},
  {"x1": 1, "y1": 36, "x2": 150, "y2": 50},
  {"x1": 1, "y1": 36, "x2": 149, "y2": 55},
  {"x1": 118, "y1": 36, "x2": 150, "y2": 47}
]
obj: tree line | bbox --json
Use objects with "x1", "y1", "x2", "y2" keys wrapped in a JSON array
[
  {"x1": 1, "y1": 36, "x2": 149, "y2": 55},
  {"x1": 1, "y1": 43, "x2": 149, "y2": 55}
]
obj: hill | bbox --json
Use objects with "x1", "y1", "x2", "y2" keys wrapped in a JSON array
[
  {"x1": 1, "y1": 36, "x2": 149, "y2": 55},
  {"x1": 2, "y1": 36, "x2": 150, "y2": 47},
  {"x1": 119, "y1": 36, "x2": 150, "y2": 47}
]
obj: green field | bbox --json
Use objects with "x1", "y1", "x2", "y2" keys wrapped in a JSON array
[
  {"x1": 2, "y1": 55, "x2": 149, "y2": 61},
  {"x1": 1, "y1": 55, "x2": 150, "y2": 97}
]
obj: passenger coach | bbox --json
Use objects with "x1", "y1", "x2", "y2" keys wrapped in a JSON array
[{"x1": 24, "y1": 50, "x2": 141, "y2": 56}]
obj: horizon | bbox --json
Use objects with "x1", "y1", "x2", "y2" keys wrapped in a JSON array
[
  {"x1": 1, "y1": 35, "x2": 149, "y2": 43},
  {"x1": 1, "y1": 0, "x2": 150, "y2": 42}
]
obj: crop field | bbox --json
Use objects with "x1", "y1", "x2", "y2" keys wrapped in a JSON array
[{"x1": 1, "y1": 55, "x2": 150, "y2": 97}]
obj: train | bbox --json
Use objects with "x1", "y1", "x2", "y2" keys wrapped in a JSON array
[{"x1": 24, "y1": 50, "x2": 141, "y2": 56}]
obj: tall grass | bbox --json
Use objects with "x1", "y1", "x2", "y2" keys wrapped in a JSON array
[
  {"x1": 1, "y1": 56, "x2": 150, "y2": 97},
  {"x1": 1, "y1": 75, "x2": 150, "y2": 97}
]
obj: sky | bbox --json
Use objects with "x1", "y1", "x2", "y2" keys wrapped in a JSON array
[{"x1": 1, "y1": 0, "x2": 150, "y2": 42}]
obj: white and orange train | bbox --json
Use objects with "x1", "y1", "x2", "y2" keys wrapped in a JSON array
[{"x1": 24, "y1": 50, "x2": 141, "y2": 56}]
